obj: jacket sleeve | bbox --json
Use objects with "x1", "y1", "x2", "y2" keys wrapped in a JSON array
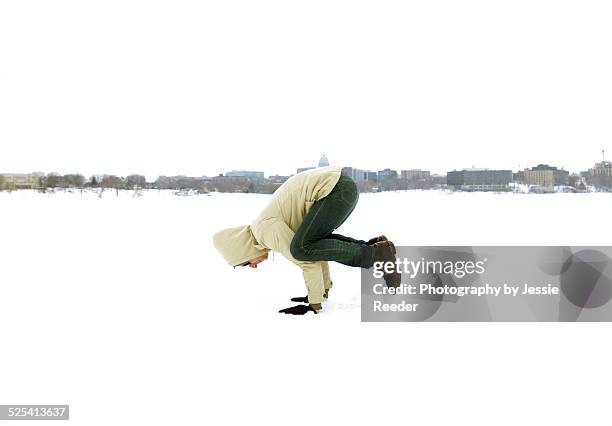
[{"x1": 255, "y1": 218, "x2": 326, "y2": 305}]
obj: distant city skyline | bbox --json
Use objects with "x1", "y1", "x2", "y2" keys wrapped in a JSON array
[
  {"x1": 6, "y1": 157, "x2": 610, "y2": 192},
  {"x1": 2, "y1": 151, "x2": 609, "y2": 182}
]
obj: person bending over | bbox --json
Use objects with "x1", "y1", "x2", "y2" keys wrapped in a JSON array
[{"x1": 213, "y1": 166, "x2": 400, "y2": 315}]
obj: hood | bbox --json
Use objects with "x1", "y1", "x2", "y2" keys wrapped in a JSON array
[{"x1": 212, "y1": 225, "x2": 268, "y2": 267}]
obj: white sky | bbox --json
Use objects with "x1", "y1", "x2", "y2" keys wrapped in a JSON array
[{"x1": 1, "y1": 1, "x2": 611, "y2": 181}]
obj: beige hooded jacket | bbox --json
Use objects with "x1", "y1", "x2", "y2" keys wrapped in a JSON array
[{"x1": 213, "y1": 166, "x2": 343, "y2": 305}]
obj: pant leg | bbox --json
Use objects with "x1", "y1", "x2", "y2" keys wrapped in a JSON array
[
  {"x1": 290, "y1": 175, "x2": 372, "y2": 267},
  {"x1": 328, "y1": 233, "x2": 368, "y2": 246},
  {"x1": 321, "y1": 261, "x2": 333, "y2": 290}
]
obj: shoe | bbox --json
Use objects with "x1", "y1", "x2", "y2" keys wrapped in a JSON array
[
  {"x1": 371, "y1": 240, "x2": 400, "y2": 287},
  {"x1": 367, "y1": 235, "x2": 388, "y2": 246}
]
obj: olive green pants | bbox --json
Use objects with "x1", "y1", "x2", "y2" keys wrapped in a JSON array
[{"x1": 289, "y1": 175, "x2": 372, "y2": 267}]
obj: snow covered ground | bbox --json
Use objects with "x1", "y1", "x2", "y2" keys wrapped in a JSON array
[{"x1": 1, "y1": 189, "x2": 610, "y2": 425}]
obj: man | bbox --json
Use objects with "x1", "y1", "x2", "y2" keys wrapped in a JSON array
[{"x1": 213, "y1": 166, "x2": 400, "y2": 315}]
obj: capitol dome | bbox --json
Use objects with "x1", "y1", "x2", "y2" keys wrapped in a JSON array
[{"x1": 318, "y1": 154, "x2": 329, "y2": 167}]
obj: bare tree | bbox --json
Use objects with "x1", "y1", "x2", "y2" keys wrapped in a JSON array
[
  {"x1": 101, "y1": 175, "x2": 125, "y2": 189},
  {"x1": 126, "y1": 174, "x2": 146, "y2": 189},
  {"x1": 64, "y1": 174, "x2": 85, "y2": 188},
  {"x1": 44, "y1": 173, "x2": 61, "y2": 188}
]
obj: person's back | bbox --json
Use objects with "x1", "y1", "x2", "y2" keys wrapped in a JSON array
[{"x1": 254, "y1": 166, "x2": 342, "y2": 232}]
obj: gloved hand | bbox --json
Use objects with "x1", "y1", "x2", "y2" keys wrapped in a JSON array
[
  {"x1": 367, "y1": 235, "x2": 388, "y2": 245},
  {"x1": 279, "y1": 304, "x2": 318, "y2": 315}
]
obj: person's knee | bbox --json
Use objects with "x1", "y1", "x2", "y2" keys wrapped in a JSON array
[
  {"x1": 290, "y1": 239, "x2": 308, "y2": 260},
  {"x1": 339, "y1": 180, "x2": 359, "y2": 208}
]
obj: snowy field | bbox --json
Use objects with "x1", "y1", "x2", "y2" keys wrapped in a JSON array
[{"x1": 1, "y1": 189, "x2": 611, "y2": 425}]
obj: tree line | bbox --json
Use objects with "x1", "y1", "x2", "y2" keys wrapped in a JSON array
[{"x1": 41, "y1": 173, "x2": 147, "y2": 189}]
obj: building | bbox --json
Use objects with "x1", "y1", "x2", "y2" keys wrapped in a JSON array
[
  {"x1": 0, "y1": 172, "x2": 41, "y2": 189},
  {"x1": 586, "y1": 159, "x2": 612, "y2": 189},
  {"x1": 297, "y1": 155, "x2": 331, "y2": 175},
  {"x1": 365, "y1": 171, "x2": 376, "y2": 182},
  {"x1": 377, "y1": 168, "x2": 398, "y2": 181},
  {"x1": 446, "y1": 168, "x2": 512, "y2": 191},
  {"x1": 401, "y1": 169, "x2": 430, "y2": 180},
  {"x1": 513, "y1": 170, "x2": 525, "y2": 183},
  {"x1": 213, "y1": 174, "x2": 249, "y2": 183},
  {"x1": 341, "y1": 167, "x2": 353, "y2": 179},
  {"x1": 342, "y1": 167, "x2": 372, "y2": 182},
  {"x1": 351, "y1": 168, "x2": 370, "y2": 182},
  {"x1": 225, "y1": 170, "x2": 265, "y2": 180},
  {"x1": 523, "y1": 164, "x2": 569, "y2": 187},
  {"x1": 431, "y1": 174, "x2": 447, "y2": 185},
  {"x1": 589, "y1": 160, "x2": 612, "y2": 178}
]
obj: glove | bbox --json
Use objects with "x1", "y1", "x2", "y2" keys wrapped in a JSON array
[
  {"x1": 367, "y1": 235, "x2": 388, "y2": 245},
  {"x1": 279, "y1": 304, "x2": 318, "y2": 315}
]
